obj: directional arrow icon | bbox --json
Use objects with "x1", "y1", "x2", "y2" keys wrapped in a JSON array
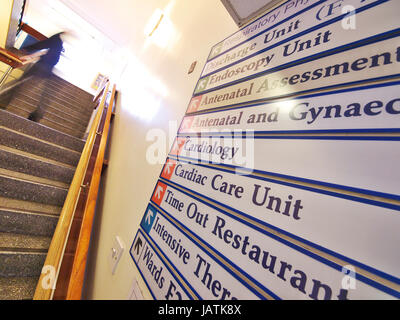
[
  {"x1": 145, "y1": 209, "x2": 154, "y2": 225},
  {"x1": 155, "y1": 185, "x2": 164, "y2": 199},
  {"x1": 152, "y1": 182, "x2": 167, "y2": 205},
  {"x1": 134, "y1": 237, "x2": 143, "y2": 255},
  {"x1": 172, "y1": 141, "x2": 181, "y2": 153},
  {"x1": 181, "y1": 118, "x2": 192, "y2": 130},
  {"x1": 164, "y1": 161, "x2": 174, "y2": 175},
  {"x1": 188, "y1": 96, "x2": 201, "y2": 113}
]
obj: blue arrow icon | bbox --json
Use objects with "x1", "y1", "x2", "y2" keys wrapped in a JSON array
[{"x1": 141, "y1": 206, "x2": 157, "y2": 233}]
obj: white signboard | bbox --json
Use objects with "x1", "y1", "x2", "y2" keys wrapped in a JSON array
[
  {"x1": 149, "y1": 180, "x2": 398, "y2": 299},
  {"x1": 130, "y1": 0, "x2": 400, "y2": 300},
  {"x1": 130, "y1": 230, "x2": 193, "y2": 300},
  {"x1": 207, "y1": 0, "x2": 321, "y2": 60},
  {"x1": 181, "y1": 82, "x2": 400, "y2": 133},
  {"x1": 140, "y1": 205, "x2": 262, "y2": 299},
  {"x1": 159, "y1": 157, "x2": 400, "y2": 280},
  {"x1": 188, "y1": 36, "x2": 400, "y2": 114},
  {"x1": 202, "y1": 0, "x2": 397, "y2": 80},
  {"x1": 197, "y1": 1, "x2": 398, "y2": 94},
  {"x1": 170, "y1": 136, "x2": 400, "y2": 197}
]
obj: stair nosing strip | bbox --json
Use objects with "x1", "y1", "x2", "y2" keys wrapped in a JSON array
[
  {"x1": 0, "y1": 125, "x2": 82, "y2": 155},
  {"x1": 0, "y1": 145, "x2": 76, "y2": 170},
  {"x1": 10, "y1": 98, "x2": 90, "y2": 127},
  {"x1": 0, "y1": 249, "x2": 48, "y2": 254},
  {"x1": 0, "y1": 109, "x2": 86, "y2": 147},
  {"x1": 0, "y1": 206, "x2": 60, "y2": 217},
  {"x1": 0, "y1": 172, "x2": 69, "y2": 190}
]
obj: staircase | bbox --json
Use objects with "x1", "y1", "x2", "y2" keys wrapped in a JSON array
[{"x1": 0, "y1": 74, "x2": 94, "y2": 300}]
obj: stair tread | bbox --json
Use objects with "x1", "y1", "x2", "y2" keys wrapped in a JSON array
[
  {"x1": 0, "y1": 74, "x2": 89, "y2": 299},
  {"x1": 0, "y1": 125, "x2": 81, "y2": 154},
  {"x1": 0, "y1": 232, "x2": 51, "y2": 251},
  {"x1": 0, "y1": 145, "x2": 76, "y2": 171},
  {"x1": 13, "y1": 92, "x2": 93, "y2": 117},
  {"x1": 0, "y1": 171, "x2": 68, "y2": 207},
  {"x1": 0, "y1": 197, "x2": 62, "y2": 216},
  {"x1": 0, "y1": 109, "x2": 85, "y2": 153},
  {"x1": 0, "y1": 276, "x2": 38, "y2": 300},
  {"x1": 23, "y1": 83, "x2": 93, "y2": 102},
  {"x1": 39, "y1": 118, "x2": 86, "y2": 139},
  {"x1": 15, "y1": 91, "x2": 94, "y2": 116},
  {"x1": 5, "y1": 103, "x2": 88, "y2": 135},
  {"x1": 0, "y1": 168, "x2": 70, "y2": 189},
  {"x1": 9, "y1": 98, "x2": 90, "y2": 129}
]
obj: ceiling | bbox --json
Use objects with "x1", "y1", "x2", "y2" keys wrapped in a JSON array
[
  {"x1": 221, "y1": 0, "x2": 282, "y2": 26},
  {"x1": 56, "y1": 0, "x2": 178, "y2": 47}
]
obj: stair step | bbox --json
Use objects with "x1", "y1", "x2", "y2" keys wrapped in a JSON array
[
  {"x1": 15, "y1": 90, "x2": 93, "y2": 118},
  {"x1": 0, "y1": 252, "x2": 46, "y2": 277},
  {"x1": 0, "y1": 276, "x2": 38, "y2": 300},
  {"x1": 0, "y1": 109, "x2": 85, "y2": 153},
  {"x1": 22, "y1": 84, "x2": 94, "y2": 111},
  {"x1": 0, "y1": 74, "x2": 93, "y2": 300},
  {"x1": 0, "y1": 207, "x2": 59, "y2": 236},
  {"x1": 39, "y1": 118, "x2": 86, "y2": 139},
  {"x1": 0, "y1": 126, "x2": 81, "y2": 166},
  {"x1": 0, "y1": 196, "x2": 62, "y2": 216},
  {"x1": 25, "y1": 81, "x2": 93, "y2": 106},
  {"x1": 0, "y1": 232, "x2": 50, "y2": 278},
  {"x1": 50, "y1": 75, "x2": 94, "y2": 99},
  {"x1": 15, "y1": 84, "x2": 93, "y2": 113},
  {"x1": 0, "y1": 171, "x2": 68, "y2": 206},
  {"x1": 6, "y1": 103, "x2": 88, "y2": 136},
  {"x1": 0, "y1": 167, "x2": 69, "y2": 189},
  {"x1": 0, "y1": 147, "x2": 75, "y2": 184},
  {"x1": 0, "y1": 232, "x2": 51, "y2": 251},
  {"x1": 10, "y1": 96, "x2": 91, "y2": 128}
]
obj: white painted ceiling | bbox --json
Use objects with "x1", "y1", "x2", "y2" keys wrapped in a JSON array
[{"x1": 56, "y1": 0, "x2": 177, "y2": 47}]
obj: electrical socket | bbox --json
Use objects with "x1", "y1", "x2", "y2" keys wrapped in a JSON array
[{"x1": 109, "y1": 236, "x2": 124, "y2": 275}]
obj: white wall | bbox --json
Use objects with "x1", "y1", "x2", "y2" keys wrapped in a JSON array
[
  {"x1": 83, "y1": 1, "x2": 236, "y2": 299},
  {"x1": 0, "y1": 0, "x2": 23, "y2": 84}
]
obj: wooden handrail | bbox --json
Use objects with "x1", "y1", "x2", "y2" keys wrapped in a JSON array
[
  {"x1": 0, "y1": 47, "x2": 23, "y2": 68},
  {"x1": 66, "y1": 84, "x2": 117, "y2": 299},
  {"x1": 33, "y1": 81, "x2": 111, "y2": 300},
  {"x1": 0, "y1": 23, "x2": 48, "y2": 69},
  {"x1": 20, "y1": 22, "x2": 48, "y2": 41}
]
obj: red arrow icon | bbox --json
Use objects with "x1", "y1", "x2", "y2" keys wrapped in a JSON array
[
  {"x1": 152, "y1": 181, "x2": 167, "y2": 206},
  {"x1": 161, "y1": 159, "x2": 176, "y2": 180},
  {"x1": 179, "y1": 116, "x2": 194, "y2": 133},
  {"x1": 187, "y1": 95, "x2": 202, "y2": 113},
  {"x1": 170, "y1": 137, "x2": 185, "y2": 156}
]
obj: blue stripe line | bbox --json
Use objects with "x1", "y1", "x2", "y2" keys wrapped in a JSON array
[
  {"x1": 130, "y1": 229, "x2": 195, "y2": 300},
  {"x1": 161, "y1": 169, "x2": 400, "y2": 284},
  {"x1": 250, "y1": 136, "x2": 400, "y2": 140},
  {"x1": 130, "y1": 258, "x2": 156, "y2": 299},
  {"x1": 136, "y1": 228, "x2": 199, "y2": 299},
  {"x1": 139, "y1": 225, "x2": 202, "y2": 300},
  {"x1": 150, "y1": 201, "x2": 279, "y2": 300},
  {"x1": 186, "y1": 80, "x2": 400, "y2": 117},
  {"x1": 202, "y1": 0, "x2": 389, "y2": 78},
  {"x1": 180, "y1": 129, "x2": 400, "y2": 135},
  {"x1": 148, "y1": 203, "x2": 271, "y2": 300},
  {"x1": 190, "y1": 74, "x2": 400, "y2": 116},
  {"x1": 196, "y1": 29, "x2": 400, "y2": 96},
  {"x1": 201, "y1": 0, "x2": 328, "y2": 96},
  {"x1": 157, "y1": 178, "x2": 400, "y2": 297},
  {"x1": 178, "y1": 134, "x2": 400, "y2": 141},
  {"x1": 207, "y1": 0, "x2": 327, "y2": 62},
  {"x1": 129, "y1": 232, "x2": 157, "y2": 300},
  {"x1": 169, "y1": 156, "x2": 400, "y2": 210},
  {"x1": 172, "y1": 153, "x2": 400, "y2": 202}
]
